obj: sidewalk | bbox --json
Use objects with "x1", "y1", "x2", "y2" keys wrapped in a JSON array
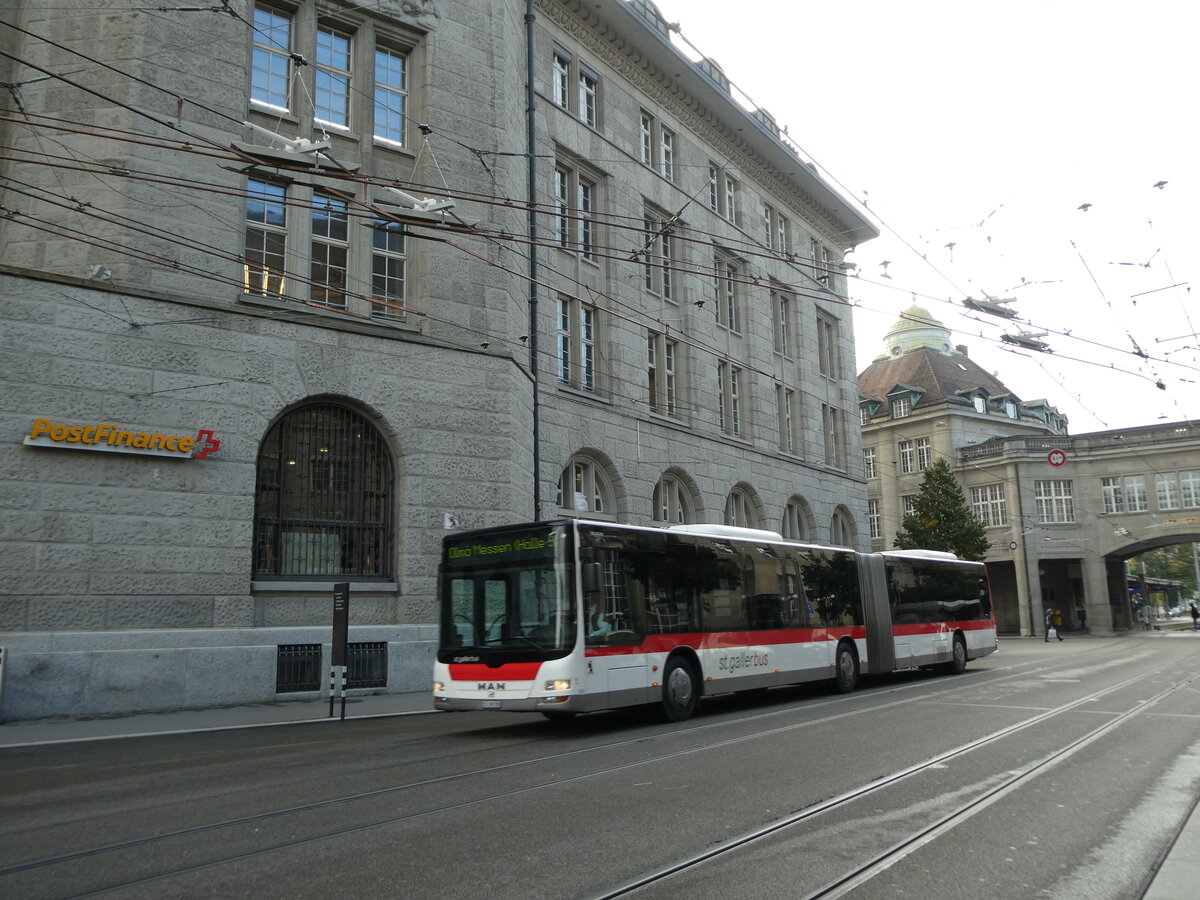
[{"x1": 0, "y1": 690, "x2": 435, "y2": 749}]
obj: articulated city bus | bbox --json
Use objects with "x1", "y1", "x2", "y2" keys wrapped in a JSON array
[{"x1": 433, "y1": 519, "x2": 997, "y2": 722}]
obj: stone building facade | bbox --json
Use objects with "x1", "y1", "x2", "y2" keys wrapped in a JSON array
[
  {"x1": 859, "y1": 306, "x2": 1200, "y2": 636},
  {"x1": 0, "y1": 0, "x2": 877, "y2": 719}
]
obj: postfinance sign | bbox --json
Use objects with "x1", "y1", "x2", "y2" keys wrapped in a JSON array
[{"x1": 24, "y1": 418, "x2": 221, "y2": 460}]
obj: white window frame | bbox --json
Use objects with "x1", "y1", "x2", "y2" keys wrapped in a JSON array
[
  {"x1": 1157, "y1": 473, "x2": 1180, "y2": 510},
  {"x1": 864, "y1": 447, "x2": 877, "y2": 479},
  {"x1": 899, "y1": 439, "x2": 915, "y2": 474},
  {"x1": 244, "y1": 178, "x2": 288, "y2": 296},
  {"x1": 892, "y1": 396, "x2": 912, "y2": 418},
  {"x1": 556, "y1": 457, "x2": 611, "y2": 515},
  {"x1": 817, "y1": 311, "x2": 840, "y2": 378},
  {"x1": 782, "y1": 500, "x2": 807, "y2": 541},
  {"x1": 251, "y1": 5, "x2": 292, "y2": 113},
  {"x1": 777, "y1": 385, "x2": 796, "y2": 454},
  {"x1": 868, "y1": 499, "x2": 881, "y2": 539},
  {"x1": 1036, "y1": 479, "x2": 1075, "y2": 523},
  {"x1": 370, "y1": 218, "x2": 406, "y2": 320},
  {"x1": 822, "y1": 404, "x2": 843, "y2": 467},
  {"x1": 556, "y1": 296, "x2": 597, "y2": 393},
  {"x1": 654, "y1": 474, "x2": 692, "y2": 524},
  {"x1": 718, "y1": 362, "x2": 744, "y2": 437},
  {"x1": 773, "y1": 289, "x2": 793, "y2": 357},
  {"x1": 724, "y1": 488, "x2": 756, "y2": 528},
  {"x1": 714, "y1": 255, "x2": 740, "y2": 332},
  {"x1": 643, "y1": 211, "x2": 674, "y2": 300},
  {"x1": 647, "y1": 332, "x2": 679, "y2": 417},
  {"x1": 915, "y1": 437, "x2": 932, "y2": 470},
  {"x1": 309, "y1": 192, "x2": 350, "y2": 308},
  {"x1": 971, "y1": 483, "x2": 1008, "y2": 527},
  {"x1": 373, "y1": 45, "x2": 409, "y2": 148},
  {"x1": 314, "y1": 25, "x2": 352, "y2": 130}
]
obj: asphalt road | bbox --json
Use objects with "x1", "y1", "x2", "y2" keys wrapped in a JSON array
[{"x1": 2, "y1": 636, "x2": 1198, "y2": 899}]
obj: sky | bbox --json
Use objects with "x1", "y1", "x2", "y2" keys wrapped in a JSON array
[{"x1": 649, "y1": 0, "x2": 1200, "y2": 433}]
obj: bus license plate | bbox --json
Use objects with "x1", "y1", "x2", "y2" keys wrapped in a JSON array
[{"x1": 482, "y1": 700, "x2": 501, "y2": 709}]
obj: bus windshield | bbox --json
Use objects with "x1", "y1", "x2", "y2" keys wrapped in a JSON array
[{"x1": 438, "y1": 523, "x2": 575, "y2": 658}]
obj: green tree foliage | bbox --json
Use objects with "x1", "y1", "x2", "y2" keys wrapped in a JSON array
[
  {"x1": 894, "y1": 458, "x2": 990, "y2": 561},
  {"x1": 1135, "y1": 544, "x2": 1199, "y2": 599}
]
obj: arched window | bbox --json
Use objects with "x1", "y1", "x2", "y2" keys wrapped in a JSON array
[
  {"x1": 653, "y1": 473, "x2": 693, "y2": 524},
  {"x1": 254, "y1": 402, "x2": 394, "y2": 578},
  {"x1": 556, "y1": 456, "x2": 613, "y2": 516},
  {"x1": 830, "y1": 508, "x2": 855, "y2": 547},
  {"x1": 782, "y1": 498, "x2": 810, "y2": 541},
  {"x1": 724, "y1": 487, "x2": 758, "y2": 528}
]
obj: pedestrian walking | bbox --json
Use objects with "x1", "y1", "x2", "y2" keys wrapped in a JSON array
[
  {"x1": 1076, "y1": 605, "x2": 1087, "y2": 632},
  {"x1": 1190, "y1": 602, "x2": 1199, "y2": 631},
  {"x1": 1045, "y1": 608, "x2": 1063, "y2": 642}
]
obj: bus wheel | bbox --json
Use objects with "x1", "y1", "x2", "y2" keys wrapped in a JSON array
[
  {"x1": 833, "y1": 642, "x2": 858, "y2": 693},
  {"x1": 941, "y1": 634, "x2": 968, "y2": 675},
  {"x1": 660, "y1": 656, "x2": 699, "y2": 722}
]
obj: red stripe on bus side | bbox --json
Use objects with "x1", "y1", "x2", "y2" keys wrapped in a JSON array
[
  {"x1": 448, "y1": 662, "x2": 542, "y2": 680},
  {"x1": 586, "y1": 626, "x2": 867, "y2": 658}
]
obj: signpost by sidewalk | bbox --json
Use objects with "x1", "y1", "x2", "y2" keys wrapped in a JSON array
[{"x1": 330, "y1": 583, "x2": 350, "y2": 720}]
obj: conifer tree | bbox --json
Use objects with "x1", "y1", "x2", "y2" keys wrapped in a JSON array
[{"x1": 894, "y1": 458, "x2": 989, "y2": 560}]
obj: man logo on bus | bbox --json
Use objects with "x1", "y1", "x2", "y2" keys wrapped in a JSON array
[{"x1": 478, "y1": 682, "x2": 506, "y2": 691}]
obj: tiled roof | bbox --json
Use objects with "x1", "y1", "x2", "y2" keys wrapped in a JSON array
[{"x1": 858, "y1": 348, "x2": 1014, "y2": 409}]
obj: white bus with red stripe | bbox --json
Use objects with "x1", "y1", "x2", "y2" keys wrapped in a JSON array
[{"x1": 433, "y1": 520, "x2": 997, "y2": 722}]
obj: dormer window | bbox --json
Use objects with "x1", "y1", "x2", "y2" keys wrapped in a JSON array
[
  {"x1": 891, "y1": 396, "x2": 911, "y2": 418},
  {"x1": 974, "y1": 396, "x2": 987, "y2": 414},
  {"x1": 1004, "y1": 399, "x2": 1018, "y2": 419}
]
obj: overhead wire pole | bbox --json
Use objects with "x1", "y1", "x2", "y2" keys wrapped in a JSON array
[{"x1": 526, "y1": 0, "x2": 542, "y2": 522}]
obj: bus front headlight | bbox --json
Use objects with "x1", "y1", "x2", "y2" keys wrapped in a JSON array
[{"x1": 544, "y1": 679, "x2": 571, "y2": 691}]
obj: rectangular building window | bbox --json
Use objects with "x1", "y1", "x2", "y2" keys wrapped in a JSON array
[
  {"x1": 899, "y1": 439, "x2": 914, "y2": 474},
  {"x1": 864, "y1": 446, "x2": 877, "y2": 479},
  {"x1": 817, "y1": 312, "x2": 839, "y2": 378},
  {"x1": 578, "y1": 66, "x2": 598, "y2": 127},
  {"x1": 723, "y1": 174, "x2": 739, "y2": 225},
  {"x1": 902, "y1": 494, "x2": 916, "y2": 518},
  {"x1": 971, "y1": 483, "x2": 1008, "y2": 527},
  {"x1": 718, "y1": 362, "x2": 743, "y2": 436},
  {"x1": 714, "y1": 255, "x2": 740, "y2": 332},
  {"x1": 643, "y1": 212, "x2": 674, "y2": 300},
  {"x1": 660, "y1": 128, "x2": 675, "y2": 181},
  {"x1": 370, "y1": 219, "x2": 406, "y2": 320},
  {"x1": 374, "y1": 47, "x2": 408, "y2": 146},
  {"x1": 314, "y1": 26, "x2": 351, "y2": 129},
  {"x1": 640, "y1": 111, "x2": 654, "y2": 165},
  {"x1": 868, "y1": 499, "x2": 881, "y2": 539},
  {"x1": 244, "y1": 178, "x2": 287, "y2": 296},
  {"x1": 1036, "y1": 479, "x2": 1074, "y2": 523},
  {"x1": 557, "y1": 297, "x2": 597, "y2": 392},
  {"x1": 310, "y1": 194, "x2": 349, "y2": 308},
  {"x1": 763, "y1": 204, "x2": 775, "y2": 250},
  {"x1": 892, "y1": 396, "x2": 911, "y2": 418},
  {"x1": 915, "y1": 437, "x2": 932, "y2": 470},
  {"x1": 251, "y1": 5, "x2": 291, "y2": 111},
  {"x1": 822, "y1": 404, "x2": 843, "y2": 467},
  {"x1": 552, "y1": 51, "x2": 571, "y2": 108},
  {"x1": 773, "y1": 289, "x2": 792, "y2": 357},
  {"x1": 777, "y1": 214, "x2": 791, "y2": 256},
  {"x1": 777, "y1": 386, "x2": 796, "y2": 453},
  {"x1": 553, "y1": 163, "x2": 598, "y2": 258},
  {"x1": 1157, "y1": 473, "x2": 1180, "y2": 510},
  {"x1": 647, "y1": 332, "x2": 679, "y2": 417},
  {"x1": 1181, "y1": 470, "x2": 1200, "y2": 508},
  {"x1": 707, "y1": 164, "x2": 719, "y2": 211}
]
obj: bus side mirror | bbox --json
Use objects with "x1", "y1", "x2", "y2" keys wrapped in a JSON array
[{"x1": 582, "y1": 562, "x2": 602, "y2": 594}]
